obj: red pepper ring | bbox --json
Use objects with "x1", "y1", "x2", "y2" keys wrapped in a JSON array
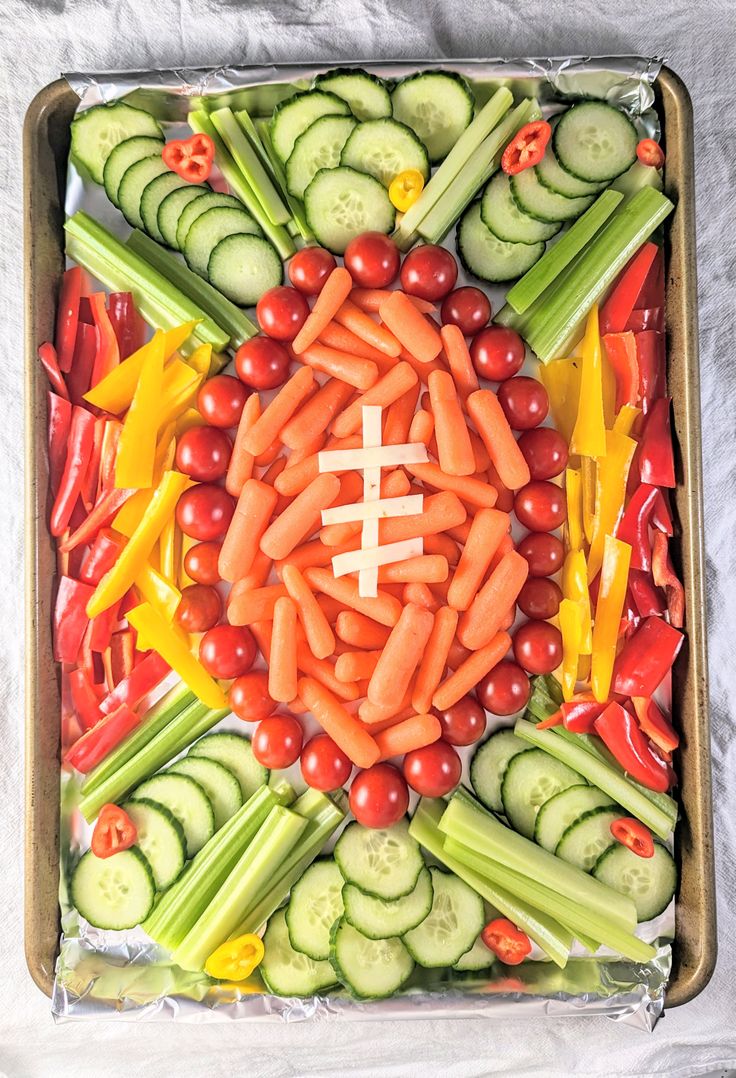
[
  {"x1": 481, "y1": 918, "x2": 532, "y2": 965},
  {"x1": 162, "y1": 133, "x2": 215, "y2": 183},
  {"x1": 91, "y1": 803, "x2": 138, "y2": 859},
  {"x1": 610, "y1": 817, "x2": 655, "y2": 858},
  {"x1": 501, "y1": 121, "x2": 552, "y2": 176}
]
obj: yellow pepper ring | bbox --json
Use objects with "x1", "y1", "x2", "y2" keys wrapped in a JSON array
[
  {"x1": 389, "y1": 168, "x2": 425, "y2": 213},
  {"x1": 205, "y1": 932, "x2": 265, "y2": 981}
]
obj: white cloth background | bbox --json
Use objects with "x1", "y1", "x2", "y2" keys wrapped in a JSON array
[{"x1": 1, "y1": 1, "x2": 735, "y2": 1075}]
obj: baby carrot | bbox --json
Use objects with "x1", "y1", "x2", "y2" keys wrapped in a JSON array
[
  {"x1": 286, "y1": 431, "x2": 327, "y2": 465},
  {"x1": 367, "y1": 603, "x2": 434, "y2": 708},
  {"x1": 298, "y1": 677, "x2": 380, "y2": 769},
  {"x1": 275, "y1": 435, "x2": 361, "y2": 497},
  {"x1": 485, "y1": 459, "x2": 515, "y2": 512},
  {"x1": 429, "y1": 370, "x2": 475, "y2": 476},
  {"x1": 334, "y1": 649, "x2": 382, "y2": 683},
  {"x1": 218, "y1": 478, "x2": 278, "y2": 583},
  {"x1": 269, "y1": 597, "x2": 298, "y2": 703},
  {"x1": 458, "y1": 550, "x2": 529, "y2": 650},
  {"x1": 412, "y1": 605, "x2": 459, "y2": 714},
  {"x1": 447, "y1": 508, "x2": 511, "y2": 611},
  {"x1": 379, "y1": 491, "x2": 466, "y2": 544},
  {"x1": 440, "y1": 323, "x2": 479, "y2": 400},
  {"x1": 304, "y1": 567, "x2": 402, "y2": 627},
  {"x1": 402, "y1": 581, "x2": 439, "y2": 611},
  {"x1": 226, "y1": 392, "x2": 260, "y2": 498},
  {"x1": 331, "y1": 362, "x2": 419, "y2": 439},
  {"x1": 379, "y1": 291, "x2": 442, "y2": 363},
  {"x1": 383, "y1": 383, "x2": 421, "y2": 445},
  {"x1": 227, "y1": 583, "x2": 287, "y2": 625},
  {"x1": 405, "y1": 461, "x2": 497, "y2": 508},
  {"x1": 467, "y1": 390, "x2": 531, "y2": 491},
  {"x1": 318, "y1": 320, "x2": 389, "y2": 364},
  {"x1": 350, "y1": 288, "x2": 436, "y2": 315},
  {"x1": 254, "y1": 438, "x2": 283, "y2": 468},
  {"x1": 359, "y1": 684, "x2": 414, "y2": 725},
  {"x1": 489, "y1": 531, "x2": 514, "y2": 572},
  {"x1": 299, "y1": 343, "x2": 379, "y2": 390},
  {"x1": 335, "y1": 299, "x2": 401, "y2": 356},
  {"x1": 281, "y1": 378, "x2": 354, "y2": 451},
  {"x1": 398, "y1": 346, "x2": 446, "y2": 382},
  {"x1": 249, "y1": 623, "x2": 308, "y2": 714},
  {"x1": 282, "y1": 563, "x2": 335, "y2": 660},
  {"x1": 316, "y1": 594, "x2": 350, "y2": 623},
  {"x1": 433, "y1": 631, "x2": 512, "y2": 710},
  {"x1": 260, "y1": 472, "x2": 340, "y2": 560},
  {"x1": 296, "y1": 647, "x2": 359, "y2": 702},
  {"x1": 234, "y1": 548, "x2": 272, "y2": 593},
  {"x1": 320, "y1": 468, "x2": 412, "y2": 546},
  {"x1": 374, "y1": 712, "x2": 442, "y2": 761},
  {"x1": 261, "y1": 455, "x2": 287, "y2": 487},
  {"x1": 446, "y1": 521, "x2": 471, "y2": 545},
  {"x1": 469, "y1": 429, "x2": 491, "y2": 472},
  {"x1": 424, "y1": 531, "x2": 461, "y2": 566},
  {"x1": 335, "y1": 610, "x2": 391, "y2": 650},
  {"x1": 243, "y1": 366, "x2": 314, "y2": 456},
  {"x1": 274, "y1": 533, "x2": 361, "y2": 576},
  {"x1": 377, "y1": 555, "x2": 449, "y2": 584},
  {"x1": 292, "y1": 267, "x2": 353, "y2": 354},
  {"x1": 447, "y1": 638, "x2": 470, "y2": 670},
  {"x1": 408, "y1": 408, "x2": 434, "y2": 446}
]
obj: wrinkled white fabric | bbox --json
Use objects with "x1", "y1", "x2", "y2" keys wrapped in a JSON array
[{"x1": 1, "y1": 0, "x2": 735, "y2": 1074}]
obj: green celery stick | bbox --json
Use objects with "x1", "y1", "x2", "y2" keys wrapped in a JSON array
[
  {"x1": 232, "y1": 106, "x2": 274, "y2": 172},
  {"x1": 252, "y1": 117, "x2": 314, "y2": 242},
  {"x1": 210, "y1": 107, "x2": 292, "y2": 227},
  {"x1": 610, "y1": 159, "x2": 664, "y2": 201}
]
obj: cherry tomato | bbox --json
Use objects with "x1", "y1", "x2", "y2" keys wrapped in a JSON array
[
  {"x1": 199, "y1": 624, "x2": 256, "y2": 679},
  {"x1": 514, "y1": 481, "x2": 567, "y2": 532},
  {"x1": 403, "y1": 740, "x2": 462, "y2": 797},
  {"x1": 477, "y1": 660, "x2": 531, "y2": 716},
  {"x1": 517, "y1": 427, "x2": 569, "y2": 480},
  {"x1": 184, "y1": 541, "x2": 222, "y2": 585},
  {"x1": 288, "y1": 246, "x2": 337, "y2": 295},
  {"x1": 344, "y1": 232, "x2": 400, "y2": 288},
  {"x1": 470, "y1": 326, "x2": 525, "y2": 382},
  {"x1": 229, "y1": 670, "x2": 276, "y2": 723},
  {"x1": 256, "y1": 285, "x2": 309, "y2": 341},
  {"x1": 400, "y1": 244, "x2": 458, "y2": 301},
  {"x1": 197, "y1": 375, "x2": 248, "y2": 429},
  {"x1": 252, "y1": 713, "x2": 303, "y2": 769},
  {"x1": 516, "y1": 532, "x2": 564, "y2": 577},
  {"x1": 435, "y1": 695, "x2": 486, "y2": 746},
  {"x1": 175, "y1": 426, "x2": 232, "y2": 482},
  {"x1": 481, "y1": 918, "x2": 532, "y2": 964},
  {"x1": 176, "y1": 484, "x2": 235, "y2": 541},
  {"x1": 636, "y1": 139, "x2": 665, "y2": 169},
  {"x1": 513, "y1": 621, "x2": 563, "y2": 675},
  {"x1": 300, "y1": 733, "x2": 352, "y2": 791},
  {"x1": 349, "y1": 763, "x2": 408, "y2": 828},
  {"x1": 517, "y1": 577, "x2": 563, "y2": 620},
  {"x1": 235, "y1": 336, "x2": 291, "y2": 391},
  {"x1": 440, "y1": 286, "x2": 492, "y2": 336},
  {"x1": 175, "y1": 583, "x2": 222, "y2": 633},
  {"x1": 497, "y1": 376, "x2": 549, "y2": 430},
  {"x1": 610, "y1": 817, "x2": 655, "y2": 858}
]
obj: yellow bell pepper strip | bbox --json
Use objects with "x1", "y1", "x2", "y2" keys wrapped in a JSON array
[
  {"x1": 135, "y1": 562, "x2": 182, "y2": 622},
  {"x1": 587, "y1": 430, "x2": 637, "y2": 582},
  {"x1": 204, "y1": 932, "x2": 264, "y2": 982},
  {"x1": 175, "y1": 408, "x2": 206, "y2": 438},
  {"x1": 87, "y1": 470, "x2": 190, "y2": 618},
  {"x1": 538, "y1": 357, "x2": 581, "y2": 446},
  {"x1": 591, "y1": 534, "x2": 632, "y2": 702},
  {"x1": 564, "y1": 467, "x2": 583, "y2": 552},
  {"x1": 159, "y1": 515, "x2": 179, "y2": 585},
  {"x1": 562, "y1": 549, "x2": 593, "y2": 655},
  {"x1": 581, "y1": 456, "x2": 597, "y2": 545},
  {"x1": 115, "y1": 331, "x2": 165, "y2": 490},
  {"x1": 185, "y1": 342, "x2": 213, "y2": 378},
  {"x1": 613, "y1": 403, "x2": 641, "y2": 436},
  {"x1": 126, "y1": 601, "x2": 226, "y2": 709},
  {"x1": 113, "y1": 426, "x2": 178, "y2": 536},
  {"x1": 570, "y1": 305, "x2": 607, "y2": 459},
  {"x1": 157, "y1": 360, "x2": 204, "y2": 435},
  {"x1": 600, "y1": 340, "x2": 617, "y2": 432},
  {"x1": 84, "y1": 321, "x2": 197, "y2": 412},
  {"x1": 558, "y1": 598, "x2": 583, "y2": 701}
]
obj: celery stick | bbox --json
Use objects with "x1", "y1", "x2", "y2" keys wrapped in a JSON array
[
  {"x1": 610, "y1": 160, "x2": 664, "y2": 202},
  {"x1": 211, "y1": 107, "x2": 291, "y2": 227},
  {"x1": 172, "y1": 806, "x2": 308, "y2": 971},
  {"x1": 506, "y1": 190, "x2": 624, "y2": 314},
  {"x1": 410, "y1": 799, "x2": 572, "y2": 968},
  {"x1": 126, "y1": 229, "x2": 256, "y2": 349},
  {"x1": 253, "y1": 117, "x2": 314, "y2": 242},
  {"x1": 233, "y1": 107, "x2": 274, "y2": 172}
]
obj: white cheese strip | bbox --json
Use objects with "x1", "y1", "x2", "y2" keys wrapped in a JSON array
[
  {"x1": 322, "y1": 494, "x2": 424, "y2": 526},
  {"x1": 318, "y1": 442, "x2": 429, "y2": 473},
  {"x1": 359, "y1": 405, "x2": 383, "y2": 598},
  {"x1": 334, "y1": 537, "x2": 425, "y2": 578}
]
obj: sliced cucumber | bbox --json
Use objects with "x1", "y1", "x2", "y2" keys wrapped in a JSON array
[
  {"x1": 168, "y1": 756, "x2": 243, "y2": 829},
  {"x1": 71, "y1": 847, "x2": 155, "y2": 930},
  {"x1": 103, "y1": 135, "x2": 164, "y2": 207},
  {"x1": 511, "y1": 168, "x2": 594, "y2": 224},
  {"x1": 536, "y1": 145, "x2": 603, "y2": 199},
  {"x1": 457, "y1": 202, "x2": 544, "y2": 284},
  {"x1": 208, "y1": 234, "x2": 283, "y2": 307},
  {"x1": 592, "y1": 841, "x2": 677, "y2": 922},
  {"x1": 453, "y1": 934, "x2": 496, "y2": 972},
  {"x1": 469, "y1": 729, "x2": 530, "y2": 814},
  {"x1": 188, "y1": 732, "x2": 268, "y2": 802},
  {"x1": 553, "y1": 102, "x2": 638, "y2": 183},
  {"x1": 342, "y1": 865, "x2": 433, "y2": 940},
  {"x1": 330, "y1": 918, "x2": 414, "y2": 999},
  {"x1": 117, "y1": 156, "x2": 170, "y2": 230},
  {"x1": 481, "y1": 172, "x2": 561, "y2": 244},
  {"x1": 71, "y1": 101, "x2": 163, "y2": 185},
  {"x1": 501, "y1": 749, "x2": 583, "y2": 840},
  {"x1": 334, "y1": 818, "x2": 423, "y2": 901},
  {"x1": 304, "y1": 166, "x2": 395, "y2": 254},
  {"x1": 314, "y1": 68, "x2": 392, "y2": 121},
  {"x1": 285, "y1": 859, "x2": 345, "y2": 961},
  {"x1": 139, "y1": 171, "x2": 190, "y2": 243},
  {"x1": 121, "y1": 798, "x2": 187, "y2": 891},
  {"x1": 402, "y1": 867, "x2": 484, "y2": 968},
  {"x1": 340, "y1": 119, "x2": 429, "y2": 188},
  {"x1": 555, "y1": 806, "x2": 621, "y2": 871},
  {"x1": 261, "y1": 908, "x2": 338, "y2": 997},
  {"x1": 271, "y1": 90, "x2": 352, "y2": 164},
  {"x1": 175, "y1": 192, "x2": 245, "y2": 252},
  {"x1": 285, "y1": 115, "x2": 357, "y2": 200},
  {"x1": 391, "y1": 71, "x2": 474, "y2": 162},
  {"x1": 157, "y1": 184, "x2": 210, "y2": 250},
  {"x1": 534, "y1": 785, "x2": 615, "y2": 852},
  {"x1": 183, "y1": 205, "x2": 261, "y2": 278},
  {"x1": 131, "y1": 773, "x2": 215, "y2": 858}
]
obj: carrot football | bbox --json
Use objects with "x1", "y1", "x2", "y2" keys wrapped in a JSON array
[
  {"x1": 447, "y1": 508, "x2": 511, "y2": 611},
  {"x1": 243, "y1": 365, "x2": 314, "y2": 456},
  {"x1": 433, "y1": 631, "x2": 512, "y2": 710},
  {"x1": 383, "y1": 383, "x2": 421, "y2": 445},
  {"x1": 298, "y1": 677, "x2": 380, "y2": 769},
  {"x1": 402, "y1": 581, "x2": 439, "y2": 611},
  {"x1": 374, "y1": 713, "x2": 442, "y2": 761},
  {"x1": 379, "y1": 291, "x2": 442, "y2": 363},
  {"x1": 275, "y1": 435, "x2": 362, "y2": 497},
  {"x1": 458, "y1": 549, "x2": 529, "y2": 650},
  {"x1": 429, "y1": 370, "x2": 475, "y2": 476},
  {"x1": 292, "y1": 266, "x2": 353, "y2": 354},
  {"x1": 467, "y1": 389, "x2": 531, "y2": 491},
  {"x1": 269, "y1": 597, "x2": 298, "y2": 703},
  {"x1": 412, "y1": 605, "x2": 459, "y2": 714},
  {"x1": 218, "y1": 478, "x2": 278, "y2": 583},
  {"x1": 282, "y1": 562, "x2": 335, "y2": 660},
  {"x1": 281, "y1": 378, "x2": 355, "y2": 450},
  {"x1": 367, "y1": 603, "x2": 434, "y2": 707}
]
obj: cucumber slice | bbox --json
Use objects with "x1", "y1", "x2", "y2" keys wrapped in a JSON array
[
  {"x1": 555, "y1": 806, "x2": 621, "y2": 871},
  {"x1": 183, "y1": 206, "x2": 261, "y2": 279},
  {"x1": 334, "y1": 818, "x2": 423, "y2": 900},
  {"x1": 453, "y1": 933, "x2": 496, "y2": 972},
  {"x1": 140, "y1": 171, "x2": 190, "y2": 243},
  {"x1": 271, "y1": 90, "x2": 352, "y2": 164},
  {"x1": 103, "y1": 135, "x2": 164, "y2": 207},
  {"x1": 261, "y1": 908, "x2": 338, "y2": 997},
  {"x1": 391, "y1": 71, "x2": 474, "y2": 162},
  {"x1": 168, "y1": 756, "x2": 243, "y2": 829},
  {"x1": 536, "y1": 145, "x2": 603, "y2": 199},
  {"x1": 342, "y1": 865, "x2": 433, "y2": 940},
  {"x1": 157, "y1": 185, "x2": 210, "y2": 250},
  {"x1": 553, "y1": 102, "x2": 638, "y2": 183},
  {"x1": 340, "y1": 119, "x2": 429, "y2": 188},
  {"x1": 502, "y1": 749, "x2": 583, "y2": 839},
  {"x1": 304, "y1": 166, "x2": 395, "y2": 254},
  {"x1": 122, "y1": 798, "x2": 187, "y2": 891},
  {"x1": 314, "y1": 68, "x2": 392, "y2": 121},
  {"x1": 457, "y1": 202, "x2": 544, "y2": 284},
  {"x1": 285, "y1": 859, "x2": 345, "y2": 961},
  {"x1": 71, "y1": 101, "x2": 163, "y2": 185},
  {"x1": 117, "y1": 156, "x2": 170, "y2": 230},
  {"x1": 469, "y1": 729, "x2": 530, "y2": 814},
  {"x1": 285, "y1": 115, "x2": 357, "y2": 200},
  {"x1": 511, "y1": 168, "x2": 594, "y2": 224},
  {"x1": 592, "y1": 841, "x2": 677, "y2": 922},
  {"x1": 132, "y1": 773, "x2": 215, "y2": 857},
  {"x1": 208, "y1": 234, "x2": 283, "y2": 307},
  {"x1": 330, "y1": 918, "x2": 414, "y2": 999},
  {"x1": 534, "y1": 785, "x2": 615, "y2": 852},
  {"x1": 71, "y1": 847, "x2": 155, "y2": 930},
  {"x1": 402, "y1": 867, "x2": 484, "y2": 968},
  {"x1": 175, "y1": 192, "x2": 245, "y2": 252},
  {"x1": 481, "y1": 172, "x2": 561, "y2": 244},
  {"x1": 188, "y1": 732, "x2": 268, "y2": 802}
]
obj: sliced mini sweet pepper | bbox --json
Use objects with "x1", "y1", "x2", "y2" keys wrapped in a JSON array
[
  {"x1": 632, "y1": 695, "x2": 679, "y2": 753},
  {"x1": 564, "y1": 467, "x2": 583, "y2": 552},
  {"x1": 652, "y1": 490, "x2": 674, "y2": 535},
  {"x1": 558, "y1": 598, "x2": 582, "y2": 701},
  {"x1": 562, "y1": 550, "x2": 592, "y2": 654},
  {"x1": 48, "y1": 391, "x2": 73, "y2": 499},
  {"x1": 185, "y1": 342, "x2": 213, "y2": 378},
  {"x1": 99, "y1": 419, "x2": 123, "y2": 494},
  {"x1": 539, "y1": 357, "x2": 581, "y2": 446},
  {"x1": 99, "y1": 650, "x2": 170, "y2": 715},
  {"x1": 594, "y1": 700, "x2": 671, "y2": 793},
  {"x1": 570, "y1": 306, "x2": 607, "y2": 459},
  {"x1": 561, "y1": 694, "x2": 609, "y2": 734},
  {"x1": 651, "y1": 531, "x2": 685, "y2": 628},
  {"x1": 590, "y1": 534, "x2": 632, "y2": 702},
  {"x1": 115, "y1": 330, "x2": 165, "y2": 490},
  {"x1": 635, "y1": 332, "x2": 665, "y2": 414},
  {"x1": 84, "y1": 320, "x2": 197, "y2": 413},
  {"x1": 50, "y1": 405, "x2": 96, "y2": 537},
  {"x1": 599, "y1": 242, "x2": 659, "y2": 335},
  {"x1": 612, "y1": 615, "x2": 683, "y2": 698},
  {"x1": 89, "y1": 292, "x2": 120, "y2": 387},
  {"x1": 53, "y1": 576, "x2": 95, "y2": 664},
  {"x1": 639, "y1": 398, "x2": 675, "y2": 488},
  {"x1": 587, "y1": 430, "x2": 637, "y2": 581},
  {"x1": 602, "y1": 332, "x2": 639, "y2": 411},
  {"x1": 64, "y1": 704, "x2": 140, "y2": 773},
  {"x1": 625, "y1": 308, "x2": 664, "y2": 333},
  {"x1": 55, "y1": 266, "x2": 85, "y2": 373},
  {"x1": 175, "y1": 407, "x2": 206, "y2": 438},
  {"x1": 204, "y1": 932, "x2": 265, "y2": 981}
]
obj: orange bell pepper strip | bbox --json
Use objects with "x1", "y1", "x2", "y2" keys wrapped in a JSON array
[{"x1": 590, "y1": 535, "x2": 632, "y2": 702}]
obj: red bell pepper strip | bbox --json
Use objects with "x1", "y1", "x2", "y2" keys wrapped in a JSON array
[
  {"x1": 628, "y1": 569, "x2": 666, "y2": 618},
  {"x1": 89, "y1": 598, "x2": 122, "y2": 653},
  {"x1": 89, "y1": 292, "x2": 120, "y2": 388},
  {"x1": 632, "y1": 696, "x2": 680, "y2": 753},
  {"x1": 562, "y1": 694, "x2": 610, "y2": 733},
  {"x1": 639, "y1": 398, "x2": 676, "y2": 487},
  {"x1": 651, "y1": 531, "x2": 685, "y2": 629},
  {"x1": 38, "y1": 342, "x2": 69, "y2": 401},
  {"x1": 635, "y1": 247, "x2": 665, "y2": 311},
  {"x1": 101, "y1": 647, "x2": 116, "y2": 693},
  {"x1": 55, "y1": 266, "x2": 85, "y2": 373},
  {"x1": 91, "y1": 804, "x2": 138, "y2": 858},
  {"x1": 624, "y1": 308, "x2": 664, "y2": 334},
  {"x1": 481, "y1": 918, "x2": 532, "y2": 964},
  {"x1": 47, "y1": 391, "x2": 72, "y2": 499},
  {"x1": 78, "y1": 296, "x2": 94, "y2": 324},
  {"x1": 594, "y1": 701, "x2": 672, "y2": 792},
  {"x1": 65, "y1": 703, "x2": 140, "y2": 773},
  {"x1": 635, "y1": 331, "x2": 665, "y2": 414},
  {"x1": 58, "y1": 485, "x2": 135, "y2": 553},
  {"x1": 616, "y1": 483, "x2": 659, "y2": 571},
  {"x1": 602, "y1": 332, "x2": 639, "y2": 410},
  {"x1": 600, "y1": 243, "x2": 659, "y2": 335},
  {"x1": 107, "y1": 292, "x2": 147, "y2": 360},
  {"x1": 111, "y1": 628, "x2": 136, "y2": 685},
  {"x1": 53, "y1": 576, "x2": 95, "y2": 664},
  {"x1": 610, "y1": 817, "x2": 655, "y2": 858},
  {"x1": 652, "y1": 490, "x2": 674, "y2": 535},
  {"x1": 98, "y1": 419, "x2": 123, "y2": 493},
  {"x1": 49, "y1": 405, "x2": 96, "y2": 537},
  {"x1": 79, "y1": 528, "x2": 126, "y2": 586},
  {"x1": 68, "y1": 667, "x2": 103, "y2": 731},
  {"x1": 99, "y1": 650, "x2": 170, "y2": 715},
  {"x1": 612, "y1": 616, "x2": 684, "y2": 698},
  {"x1": 80, "y1": 416, "x2": 107, "y2": 513},
  {"x1": 66, "y1": 322, "x2": 97, "y2": 407}
]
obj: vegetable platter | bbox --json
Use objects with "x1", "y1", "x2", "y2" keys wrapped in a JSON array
[{"x1": 23, "y1": 58, "x2": 713, "y2": 1025}]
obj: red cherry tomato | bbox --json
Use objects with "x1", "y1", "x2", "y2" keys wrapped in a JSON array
[
  {"x1": 349, "y1": 763, "x2": 408, "y2": 828},
  {"x1": 184, "y1": 541, "x2": 222, "y2": 585},
  {"x1": 610, "y1": 817, "x2": 655, "y2": 858},
  {"x1": 517, "y1": 577, "x2": 563, "y2": 620},
  {"x1": 175, "y1": 583, "x2": 222, "y2": 633},
  {"x1": 197, "y1": 375, "x2": 248, "y2": 429},
  {"x1": 176, "y1": 484, "x2": 235, "y2": 541},
  {"x1": 440, "y1": 286, "x2": 492, "y2": 336},
  {"x1": 175, "y1": 426, "x2": 232, "y2": 482},
  {"x1": 516, "y1": 532, "x2": 564, "y2": 577},
  {"x1": 517, "y1": 427, "x2": 569, "y2": 480},
  {"x1": 497, "y1": 376, "x2": 549, "y2": 430},
  {"x1": 403, "y1": 740, "x2": 462, "y2": 797},
  {"x1": 513, "y1": 621, "x2": 563, "y2": 675},
  {"x1": 344, "y1": 232, "x2": 400, "y2": 288},
  {"x1": 435, "y1": 695, "x2": 486, "y2": 746},
  {"x1": 229, "y1": 670, "x2": 276, "y2": 723},
  {"x1": 481, "y1": 917, "x2": 532, "y2": 964},
  {"x1": 636, "y1": 139, "x2": 665, "y2": 169},
  {"x1": 199, "y1": 624, "x2": 256, "y2": 679},
  {"x1": 252, "y1": 713, "x2": 303, "y2": 769},
  {"x1": 300, "y1": 733, "x2": 352, "y2": 791},
  {"x1": 470, "y1": 326, "x2": 525, "y2": 382},
  {"x1": 400, "y1": 244, "x2": 458, "y2": 301},
  {"x1": 514, "y1": 481, "x2": 567, "y2": 532},
  {"x1": 477, "y1": 660, "x2": 531, "y2": 716},
  {"x1": 288, "y1": 247, "x2": 337, "y2": 295},
  {"x1": 235, "y1": 336, "x2": 291, "y2": 391},
  {"x1": 256, "y1": 286, "x2": 309, "y2": 341}
]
